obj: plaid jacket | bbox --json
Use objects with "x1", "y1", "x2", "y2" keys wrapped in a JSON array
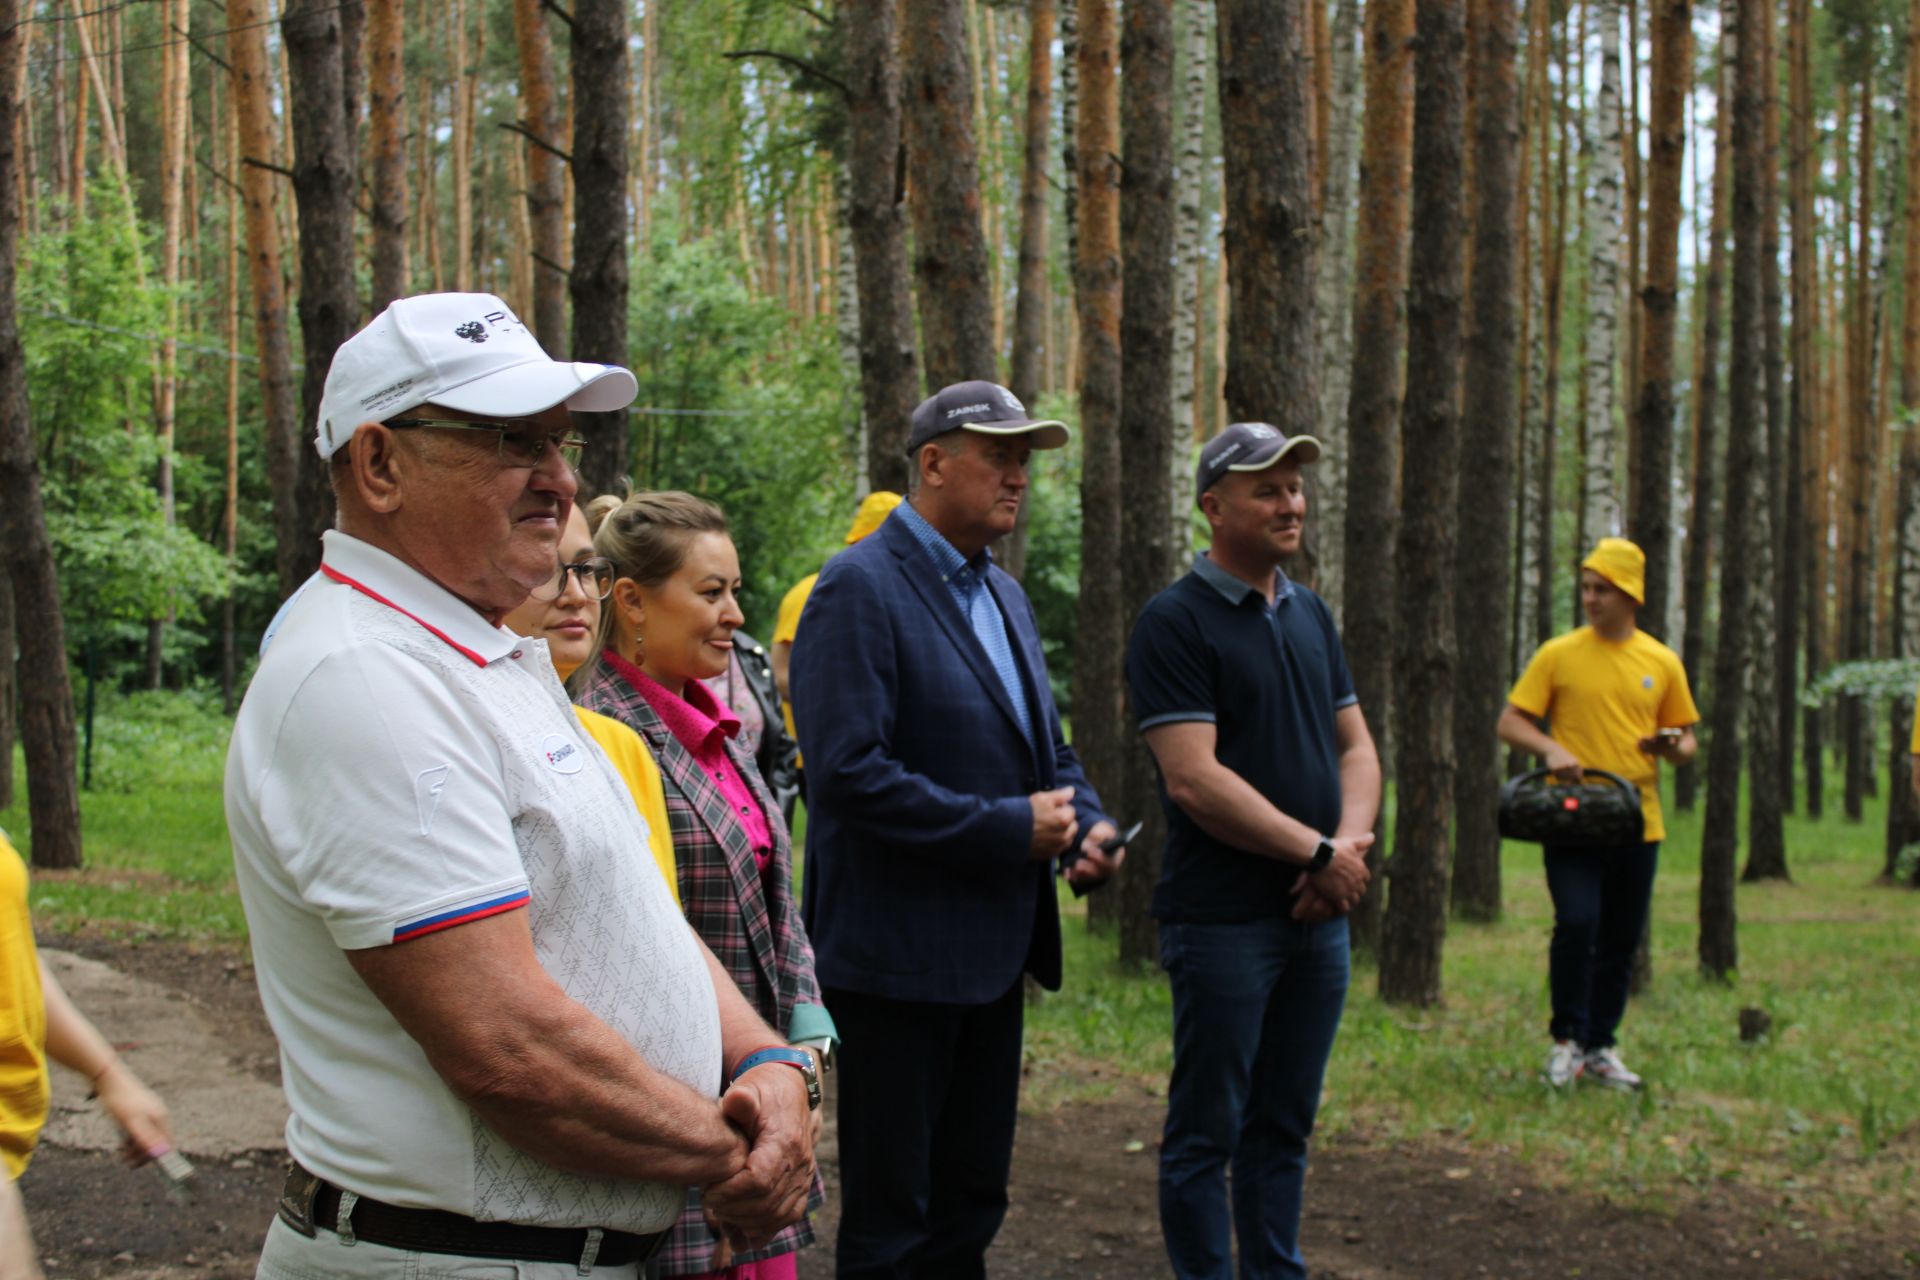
[{"x1": 575, "y1": 658, "x2": 824, "y2": 1272}]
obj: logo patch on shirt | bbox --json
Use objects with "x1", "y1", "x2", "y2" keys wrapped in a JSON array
[
  {"x1": 541, "y1": 734, "x2": 584, "y2": 774},
  {"x1": 1642, "y1": 675, "x2": 1654, "y2": 689},
  {"x1": 414, "y1": 765, "x2": 451, "y2": 836}
]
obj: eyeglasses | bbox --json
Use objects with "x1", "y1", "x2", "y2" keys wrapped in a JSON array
[
  {"x1": 529, "y1": 556, "x2": 615, "y2": 602},
  {"x1": 386, "y1": 417, "x2": 588, "y2": 470}
]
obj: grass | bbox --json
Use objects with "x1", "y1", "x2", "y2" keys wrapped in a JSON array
[
  {"x1": 6, "y1": 693, "x2": 1918, "y2": 1232},
  {"x1": 1028, "y1": 776, "x2": 1920, "y2": 1234}
]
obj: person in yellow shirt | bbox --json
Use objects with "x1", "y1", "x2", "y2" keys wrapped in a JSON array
[
  {"x1": 504, "y1": 504, "x2": 680, "y2": 906},
  {"x1": 1497, "y1": 538, "x2": 1699, "y2": 1092},
  {"x1": 3, "y1": 830, "x2": 175, "y2": 1279},
  {"x1": 769, "y1": 490, "x2": 902, "y2": 774}
]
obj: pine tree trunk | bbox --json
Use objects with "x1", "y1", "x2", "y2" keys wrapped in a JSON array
[
  {"x1": 1167, "y1": 0, "x2": 1211, "y2": 548},
  {"x1": 368, "y1": 0, "x2": 409, "y2": 310},
  {"x1": 1789, "y1": 0, "x2": 1821, "y2": 819},
  {"x1": 1312, "y1": 0, "x2": 1361, "y2": 615},
  {"x1": 1448, "y1": 0, "x2": 1518, "y2": 924},
  {"x1": 1844, "y1": 79, "x2": 1875, "y2": 824},
  {"x1": 1700, "y1": 0, "x2": 1766, "y2": 983},
  {"x1": 1379, "y1": 0, "x2": 1464, "y2": 1007},
  {"x1": 147, "y1": 0, "x2": 191, "y2": 690},
  {"x1": 1002, "y1": 0, "x2": 1057, "y2": 584},
  {"x1": 284, "y1": 0, "x2": 361, "y2": 571},
  {"x1": 1116, "y1": 0, "x2": 1177, "y2": 967},
  {"x1": 1676, "y1": 7, "x2": 1733, "y2": 815},
  {"x1": 0, "y1": 0, "x2": 83, "y2": 868},
  {"x1": 570, "y1": 0, "x2": 630, "y2": 496},
  {"x1": 844, "y1": 0, "x2": 921, "y2": 494},
  {"x1": 1582, "y1": 0, "x2": 1625, "y2": 540},
  {"x1": 1629, "y1": 0, "x2": 1688, "y2": 643},
  {"x1": 902, "y1": 0, "x2": 998, "y2": 386},
  {"x1": 1072, "y1": 0, "x2": 1126, "y2": 907},
  {"x1": 510, "y1": 0, "x2": 567, "y2": 352},
  {"x1": 223, "y1": 108, "x2": 242, "y2": 715},
  {"x1": 231, "y1": 0, "x2": 310, "y2": 598},
  {"x1": 451, "y1": 0, "x2": 473, "y2": 292},
  {"x1": 1338, "y1": 0, "x2": 1415, "y2": 957}
]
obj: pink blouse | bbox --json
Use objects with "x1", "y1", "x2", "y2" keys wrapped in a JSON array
[{"x1": 605, "y1": 651, "x2": 775, "y2": 868}]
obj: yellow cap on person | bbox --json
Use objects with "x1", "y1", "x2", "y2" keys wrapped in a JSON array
[
  {"x1": 846, "y1": 491, "x2": 904, "y2": 544},
  {"x1": 1581, "y1": 537, "x2": 1646, "y2": 604}
]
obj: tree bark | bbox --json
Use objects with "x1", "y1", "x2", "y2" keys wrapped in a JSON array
[
  {"x1": 514, "y1": 0, "x2": 569, "y2": 353},
  {"x1": 0, "y1": 0, "x2": 83, "y2": 868},
  {"x1": 1887, "y1": 0, "x2": 1920, "y2": 874},
  {"x1": 1073, "y1": 0, "x2": 1126, "y2": 912},
  {"x1": 1379, "y1": 0, "x2": 1465, "y2": 1007},
  {"x1": 1009, "y1": 0, "x2": 1056, "y2": 417},
  {"x1": 1700, "y1": 0, "x2": 1765, "y2": 983},
  {"x1": 570, "y1": 0, "x2": 631, "y2": 497},
  {"x1": 1116, "y1": 0, "x2": 1178, "y2": 966},
  {"x1": 1581, "y1": 0, "x2": 1625, "y2": 542},
  {"x1": 1534, "y1": 4, "x2": 1573, "y2": 649},
  {"x1": 231, "y1": 0, "x2": 310, "y2": 598},
  {"x1": 903, "y1": 0, "x2": 999, "y2": 387},
  {"x1": 844, "y1": 0, "x2": 921, "y2": 495},
  {"x1": 1789, "y1": 0, "x2": 1821, "y2": 819},
  {"x1": 1339, "y1": 0, "x2": 1414, "y2": 956},
  {"x1": 368, "y1": 0, "x2": 409, "y2": 311},
  {"x1": 284, "y1": 0, "x2": 361, "y2": 574},
  {"x1": 1449, "y1": 0, "x2": 1519, "y2": 924},
  {"x1": 1312, "y1": 0, "x2": 1362, "y2": 614},
  {"x1": 1167, "y1": 0, "x2": 1211, "y2": 543},
  {"x1": 0, "y1": 572, "x2": 12, "y2": 811},
  {"x1": 1843, "y1": 77, "x2": 1875, "y2": 825},
  {"x1": 1629, "y1": 0, "x2": 1689, "y2": 644}
]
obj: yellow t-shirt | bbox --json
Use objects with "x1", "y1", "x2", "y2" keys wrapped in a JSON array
[
  {"x1": 0, "y1": 833, "x2": 48, "y2": 1178},
  {"x1": 773, "y1": 573, "x2": 819, "y2": 750},
  {"x1": 1507, "y1": 627, "x2": 1700, "y2": 842},
  {"x1": 573, "y1": 709, "x2": 681, "y2": 910}
]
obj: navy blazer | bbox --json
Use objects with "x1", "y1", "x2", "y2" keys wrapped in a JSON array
[{"x1": 791, "y1": 507, "x2": 1109, "y2": 1003}]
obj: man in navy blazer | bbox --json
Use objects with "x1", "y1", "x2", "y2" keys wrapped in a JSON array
[{"x1": 792, "y1": 380, "x2": 1124, "y2": 1279}]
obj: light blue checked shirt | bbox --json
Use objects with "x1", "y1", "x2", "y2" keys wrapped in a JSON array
[{"x1": 896, "y1": 500, "x2": 1035, "y2": 744}]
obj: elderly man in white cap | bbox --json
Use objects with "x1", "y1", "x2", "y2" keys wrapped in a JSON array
[{"x1": 227, "y1": 294, "x2": 818, "y2": 1279}]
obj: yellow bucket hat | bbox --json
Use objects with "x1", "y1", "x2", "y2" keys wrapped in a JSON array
[
  {"x1": 845, "y1": 490, "x2": 903, "y2": 544},
  {"x1": 1581, "y1": 537, "x2": 1646, "y2": 605}
]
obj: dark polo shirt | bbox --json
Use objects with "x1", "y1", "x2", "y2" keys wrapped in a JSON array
[{"x1": 1125, "y1": 553, "x2": 1358, "y2": 923}]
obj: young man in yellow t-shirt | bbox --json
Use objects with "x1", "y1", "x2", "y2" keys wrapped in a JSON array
[{"x1": 1497, "y1": 538, "x2": 1699, "y2": 1091}]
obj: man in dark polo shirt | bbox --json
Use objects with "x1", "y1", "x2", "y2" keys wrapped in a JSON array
[{"x1": 1125, "y1": 421, "x2": 1381, "y2": 1280}]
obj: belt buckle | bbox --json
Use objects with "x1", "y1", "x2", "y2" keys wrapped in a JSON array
[{"x1": 276, "y1": 1164, "x2": 323, "y2": 1239}]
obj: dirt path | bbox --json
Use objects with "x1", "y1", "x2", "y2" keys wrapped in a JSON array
[{"x1": 22, "y1": 935, "x2": 1918, "y2": 1279}]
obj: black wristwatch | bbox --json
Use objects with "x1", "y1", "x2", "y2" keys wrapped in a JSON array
[{"x1": 1307, "y1": 836, "x2": 1336, "y2": 874}]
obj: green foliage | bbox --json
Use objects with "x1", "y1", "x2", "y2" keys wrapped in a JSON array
[
  {"x1": 1801, "y1": 658, "x2": 1920, "y2": 708},
  {"x1": 18, "y1": 184, "x2": 229, "y2": 666},
  {"x1": 622, "y1": 234, "x2": 859, "y2": 629}
]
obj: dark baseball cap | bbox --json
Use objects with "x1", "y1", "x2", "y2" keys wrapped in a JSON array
[
  {"x1": 1195, "y1": 422, "x2": 1323, "y2": 502},
  {"x1": 905, "y1": 380, "x2": 1072, "y2": 456}
]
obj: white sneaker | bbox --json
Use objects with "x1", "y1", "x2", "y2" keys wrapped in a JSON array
[
  {"x1": 1544, "y1": 1039, "x2": 1584, "y2": 1087},
  {"x1": 1583, "y1": 1047, "x2": 1643, "y2": 1091}
]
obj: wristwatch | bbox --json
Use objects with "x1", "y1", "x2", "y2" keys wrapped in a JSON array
[
  {"x1": 795, "y1": 1036, "x2": 836, "y2": 1074},
  {"x1": 730, "y1": 1046, "x2": 821, "y2": 1110},
  {"x1": 1307, "y1": 836, "x2": 1336, "y2": 874}
]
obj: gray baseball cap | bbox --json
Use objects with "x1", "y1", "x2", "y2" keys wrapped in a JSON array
[
  {"x1": 905, "y1": 380, "x2": 1072, "y2": 456},
  {"x1": 1195, "y1": 422, "x2": 1323, "y2": 502}
]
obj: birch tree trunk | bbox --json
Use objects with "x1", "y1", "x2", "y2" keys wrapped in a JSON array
[
  {"x1": 1168, "y1": 0, "x2": 1211, "y2": 548},
  {"x1": 368, "y1": 0, "x2": 409, "y2": 310},
  {"x1": 1312, "y1": 0, "x2": 1361, "y2": 615},
  {"x1": 1339, "y1": 0, "x2": 1415, "y2": 956},
  {"x1": 1380, "y1": 0, "x2": 1465, "y2": 1007},
  {"x1": 902, "y1": 0, "x2": 999, "y2": 386},
  {"x1": 834, "y1": 173, "x2": 870, "y2": 498},
  {"x1": 1582, "y1": 0, "x2": 1625, "y2": 541},
  {"x1": 844, "y1": 0, "x2": 921, "y2": 492},
  {"x1": 231, "y1": 0, "x2": 310, "y2": 598},
  {"x1": 1117, "y1": 0, "x2": 1178, "y2": 966},
  {"x1": 1887, "y1": 0, "x2": 1920, "y2": 873},
  {"x1": 0, "y1": 0, "x2": 83, "y2": 868},
  {"x1": 570, "y1": 0, "x2": 631, "y2": 495}
]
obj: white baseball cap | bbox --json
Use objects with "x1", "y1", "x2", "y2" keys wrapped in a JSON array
[{"x1": 315, "y1": 292, "x2": 640, "y2": 458}]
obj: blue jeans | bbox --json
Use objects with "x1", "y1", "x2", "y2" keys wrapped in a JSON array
[
  {"x1": 1158, "y1": 916, "x2": 1351, "y2": 1280},
  {"x1": 1543, "y1": 841, "x2": 1659, "y2": 1050}
]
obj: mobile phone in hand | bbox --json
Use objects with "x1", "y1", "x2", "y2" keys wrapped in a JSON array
[
  {"x1": 1099, "y1": 820, "x2": 1144, "y2": 854},
  {"x1": 1656, "y1": 727, "x2": 1684, "y2": 745}
]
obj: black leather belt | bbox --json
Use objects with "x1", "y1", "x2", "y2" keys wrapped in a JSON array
[{"x1": 278, "y1": 1161, "x2": 668, "y2": 1270}]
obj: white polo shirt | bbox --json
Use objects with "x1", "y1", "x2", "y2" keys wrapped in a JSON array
[{"x1": 226, "y1": 530, "x2": 720, "y2": 1232}]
